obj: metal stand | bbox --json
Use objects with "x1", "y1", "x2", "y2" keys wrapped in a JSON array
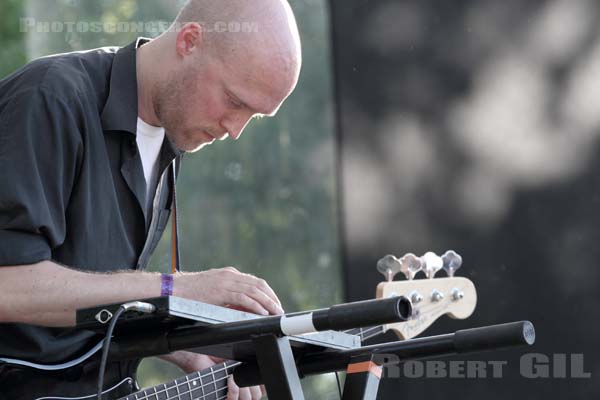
[
  {"x1": 253, "y1": 334, "x2": 306, "y2": 400},
  {"x1": 250, "y1": 338, "x2": 384, "y2": 400},
  {"x1": 245, "y1": 336, "x2": 384, "y2": 400},
  {"x1": 341, "y1": 355, "x2": 382, "y2": 400},
  {"x1": 76, "y1": 297, "x2": 535, "y2": 400}
]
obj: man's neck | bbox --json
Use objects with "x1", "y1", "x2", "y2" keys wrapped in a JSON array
[{"x1": 136, "y1": 42, "x2": 162, "y2": 127}]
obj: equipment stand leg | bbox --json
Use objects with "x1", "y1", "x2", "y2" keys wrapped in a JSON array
[
  {"x1": 342, "y1": 356, "x2": 382, "y2": 400},
  {"x1": 252, "y1": 334, "x2": 305, "y2": 400}
]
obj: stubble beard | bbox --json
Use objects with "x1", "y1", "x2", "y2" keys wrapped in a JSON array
[{"x1": 154, "y1": 71, "x2": 193, "y2": 152}]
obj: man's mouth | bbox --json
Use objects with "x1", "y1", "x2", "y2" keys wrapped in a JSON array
[
  {"x1": 210, "y1": 130, "x2": 229, "y2": 141},
  {"x1": 203, "y1": 131, "x2": 217, "y2": 142}
]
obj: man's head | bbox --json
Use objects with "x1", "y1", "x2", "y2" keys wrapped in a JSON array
[{"x1": 138, "y1": 0, "x2": 302, "y2": 152}]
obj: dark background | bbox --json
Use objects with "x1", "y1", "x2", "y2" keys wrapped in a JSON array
[{"x1": 331, "y1": 0, "x2": 600, "y2": 398}]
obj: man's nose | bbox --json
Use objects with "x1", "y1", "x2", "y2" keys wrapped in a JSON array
[
  {"x1": 225, "y1": 115, "x2": 253, "y2": 141},
  {"x1": 227, "y1": 127, "x2": 243, "y2": 141}
]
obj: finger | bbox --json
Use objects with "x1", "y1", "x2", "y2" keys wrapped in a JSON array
[
  {"x1": 249, "y1": 385, "x2": 263, "y2": 400},
  {"x1": 227, "y1": 376, "x2": 240, "y2": 400},
  {"x1": 227, "y1": 291, "x2": 270, "y2": 316},
  {"x1": 223, "y1": 269, "x2": 283, "y2": 310},
  {"x1": 234, "y1": 282, "x2": 284, "y2": 315},
  {"x1": 260, "y1": 385, "x2": 266, "y2": 397},
  {"x1": 208, "y1": 355, "x2": 227, "y2": 364},
  {"x1": 209, "y1": 268, "x2": 284, "y2": 314},
  {"x1": 239, "y1": 387, "x2": 252, "y2": 400},
  {"x1": 244, "y1": 275, "x2": 284, "y2": 310}
]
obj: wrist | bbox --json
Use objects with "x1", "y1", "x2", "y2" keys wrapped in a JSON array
[
  {"x1": 171, "y1": 272, "x2": 186, "y2": 298},
  {"x1": 160, "y1": 273, "x2": 174, "y2": 296}
]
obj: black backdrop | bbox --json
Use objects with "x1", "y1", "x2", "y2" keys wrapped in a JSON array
[{"x1": 330, "y1": 0, "x2": 600, "y2": 398}]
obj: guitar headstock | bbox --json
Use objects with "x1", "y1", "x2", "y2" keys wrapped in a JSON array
[{"x1": 375, "y1": 250, "x2": 477, "y2": 340}]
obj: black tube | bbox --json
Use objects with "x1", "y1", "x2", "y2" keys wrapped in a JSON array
[
  {"x1": 234, "y1": 321, "x2": 535, "y2": 387},
  {"x1": 169, "y1": 316, "x2": 283, "y2": 349},
  {"x1": 312, "y1": 297, "x2": 411, "y2": 331},
  {"x1": 108, "y1": 297, "x2": 410, "y2": 361},
  {"x1": 454, "y1": 321, "x2": 535, "y2": 353},
  {"x1": 166, "y1": 296, "x2": 410, "y2": 350}
]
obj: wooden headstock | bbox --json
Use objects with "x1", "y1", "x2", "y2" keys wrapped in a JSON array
[
  {"x1": 371, "y1": 250, "x2": 477, "y2": 340},
  {"x1": 376, "y1": 276, "x2": 477, "y2": 339}
]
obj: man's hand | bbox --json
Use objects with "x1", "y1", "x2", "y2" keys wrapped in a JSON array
[
  {"x1": 160, "y1": 351, "x2": 265, "y2": 400},
  {"x1": 165, "y1": 268, "x2": 280, "y2": 399},
  {"x1": 175, "y1": 267, "x2": 284, "y2": 316},
  {"x1": 226, "y1": 375, "x2": 265, "y2": 400}
]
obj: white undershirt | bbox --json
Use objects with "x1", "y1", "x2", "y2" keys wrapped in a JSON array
[{"x1": 136, "y1": 117, "x2": 165, "y2": 218}]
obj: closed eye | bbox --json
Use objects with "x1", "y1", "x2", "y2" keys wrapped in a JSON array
[
  {"x1": 228, "y1": 96, "x2": 244, "y2": 109},
  {"x1": 225, "y1": 89, "x2": 271, "y2": 117}
]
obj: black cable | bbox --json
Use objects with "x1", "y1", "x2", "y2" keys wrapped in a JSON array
[
  {"x1": 96, "y1": 301, "x2": 156, "y2": 399},
  {"x1": 335, "y1": 371, "x2": 343, "y2": 399},
  {"x1": 96, "y1": 305, "x2": 126, "y2": 400}
]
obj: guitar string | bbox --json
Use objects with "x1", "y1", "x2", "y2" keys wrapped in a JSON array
[
  {"x1": 128, "y1": 324, "x2": 384, "y2": 399},
  {"x1": 130, "y1": 364, "x2": 238, "y2": 400},
  {"x1": 348, "y1": 300, "x2": 456, "y2": 341},
  {"x1": 130, "y1": 324, "x2": 385, "y2": 400},
  {"x1": 345, "y1": 326, "x2": 383, "y2": 341},
  {"x1": 15, "y1": 284, "x2": 463, "y2": 372},
  {"x1": 134, "y1": 383, "x2": 229, "y2": 400},
  {"x1": 131, "y1": 302, "x2": 454, "y2": 399},
  {"x1": 36, "y1": 301, "x2": 455, "y2": 400},
  {"x1": 137, "y1": 372, "x2": 234, "y2": 400},
  {"x1": 27, "y1": 325, "x2": 384, "y2": 400}
]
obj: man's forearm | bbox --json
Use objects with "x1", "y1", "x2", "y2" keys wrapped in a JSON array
[
  {"x1": 0, "y1": 261, "x2": 284, "y2": 328},
  {"x1": 0, "y1": 260, "x2": 161, "y2": 327}
]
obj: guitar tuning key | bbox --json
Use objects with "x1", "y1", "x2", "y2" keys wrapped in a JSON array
[
  {"x1": 376, "y1": 254, "x2": 402, "y2": 282},
  {"x1": 441, "y1": 250, "x2": 463, "y2": 277},
  {"x1": 451, "y1": 288, "x2": 465, "y2": 301},
  {"x1": 399, "y1": 253, "x2": 422, "y2": 280},
  {"x1": 421, "y1": 251, "x2": 443, "y2": 279},
  {"x1": 431, "y1": 289, "x2": 444, "y2": 302},
  {"x1": 409, "y1": 290, "x2": 423, "y2": 304}
]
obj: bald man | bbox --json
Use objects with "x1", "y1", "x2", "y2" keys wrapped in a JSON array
[{"x1": 0, "y1": 0, "x2": 301, "y2": 398}]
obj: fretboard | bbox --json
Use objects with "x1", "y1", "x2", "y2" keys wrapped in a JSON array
[
  {"x1": 121, "y1": 325, "x2": 386, "y2": 399},
  {"x1": 120, "y1": 360, "x2": 240, "y2": 400}
]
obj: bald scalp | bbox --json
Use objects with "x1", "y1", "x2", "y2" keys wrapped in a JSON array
[{"x1": 174, "y1": 0, "x2": 301, "y2": 70}]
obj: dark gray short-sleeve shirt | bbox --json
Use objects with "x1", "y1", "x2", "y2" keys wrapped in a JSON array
[{"x1": 0, "y1": 38, "x2": 180, "y2": 363}]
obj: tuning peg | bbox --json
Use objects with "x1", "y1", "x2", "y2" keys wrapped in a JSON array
[
  {"x1": 376, "y1": 254, "x2": 402, "y2": 282},
  {"x1": 421, "y1": 251, "x2": 443, "y2": 279},
  {"x1": 441, "y1": 250, "x2": 462, "y2": 277},
  {"x1": 399, "y1": 253, "x2": 422, "y2": 280}
]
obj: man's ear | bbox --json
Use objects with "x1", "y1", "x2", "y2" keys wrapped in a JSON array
[{"x1": 175, "y1": 22, "x2": 203, "y2": 57}]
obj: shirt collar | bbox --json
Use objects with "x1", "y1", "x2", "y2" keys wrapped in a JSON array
[{"x1": 100, "y1": 37, "x2": 150, "y2": 134}]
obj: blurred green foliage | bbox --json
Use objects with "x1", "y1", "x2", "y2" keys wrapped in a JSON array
[
  {"x1": 0, "y1": 0, "x2": 27, "y2": 76},
  {"x1": 1, "y1": 0, "x2": 342, "y2": 397}
]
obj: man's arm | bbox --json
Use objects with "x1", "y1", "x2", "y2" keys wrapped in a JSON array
[
  {"x1": 0, "y1": 261, "x2": 283, "y2": 327},
  {"x1": 0, "y1": 86, "x2": 283, "y2": 327}
]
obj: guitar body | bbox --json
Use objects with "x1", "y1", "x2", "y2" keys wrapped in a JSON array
[
  {"x1": 0, "y1": 360, "x2": 139, "y2": 400},
  {"x1": 0, "y1": 360, "x2": 238, "y2": 400}
]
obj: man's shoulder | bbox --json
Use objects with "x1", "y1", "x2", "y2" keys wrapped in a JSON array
[{"x1": 0, "y1": 46, "x2": 120, "y2": 106}]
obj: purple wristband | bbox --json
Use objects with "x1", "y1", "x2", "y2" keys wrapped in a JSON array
[{"x1": 161, "y1": 273, "x2": 174, "y2": 296}]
